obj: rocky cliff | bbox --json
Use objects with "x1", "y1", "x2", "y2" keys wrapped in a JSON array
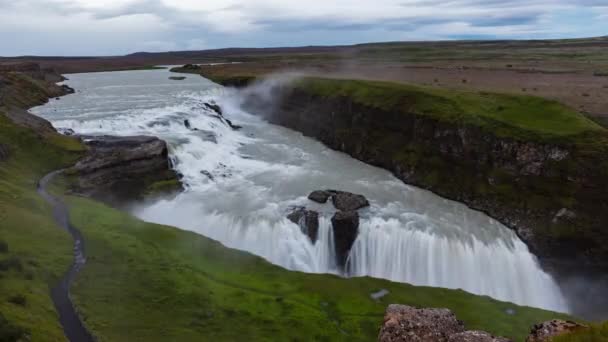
[
  {"x1": 234, "y1": 77, "x2": 608, "y2": 273},
  {"x1": 0, "y1": 63, "x2": 180, "y2": 204},
  {"x1": 69, "y1": 135, "x2": 181, "y2": 204}
]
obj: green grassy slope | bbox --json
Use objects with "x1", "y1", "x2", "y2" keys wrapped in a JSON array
[
  {"x1": 63, "y1": 194, "x2": 572, "y2": 342},
  {"x1": 294, "y1": 78, "x2": 605, "y2": 141},
  {"x1": 0, "y1": 111, "x2": 85, "y2": 341}
]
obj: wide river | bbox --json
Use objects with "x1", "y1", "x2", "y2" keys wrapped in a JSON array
[{"x1": 33, "y1": 68, "x2": 568, "y2": 312}]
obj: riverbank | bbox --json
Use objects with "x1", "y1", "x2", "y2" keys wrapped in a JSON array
[{"x1": 0, "y1": 66, "x2": 578, "y2": 341}]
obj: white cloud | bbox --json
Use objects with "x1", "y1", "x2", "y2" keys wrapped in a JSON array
[{"x1": 0, "y1": 0, "x2": 605, "y2": 55}]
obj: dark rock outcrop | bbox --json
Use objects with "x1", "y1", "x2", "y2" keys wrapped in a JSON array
[
  {"x1": 287, "y1": 207, "x2": 320, "y2": 243},
  {"x1": 169, "y1": 76, "x2": 186, "y2": 81},
  {"x1": 204, "y1": 102, "x2": 223, "y2": 116},
  {"x1": 306, "y1": 189, "x2": 368, "y2": 267},
  {"x1": 308, "y1": 189, "x2": 370, "y2": 211},
  {"x1": 331, "y1": 191, "x2": 370, "y2": 211},
  {"x1": 308, "y1": 190, "x2": 332, "y2": 203},
  {"x1": 331, "y1": 210, "x2": 359, "y2": 268},
  {"x1": 378, "y1": 305, "x2": 512, "y2": 342},
  {"x1": 71, "y1": 135, "x2": 180, "y2": 204},
  {"x1": 526, "y1": 320, "x2": 588, "y2": 342}
]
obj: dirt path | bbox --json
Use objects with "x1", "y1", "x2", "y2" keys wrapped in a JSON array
[{"x1": 38, "y1": 170, "x2": 94, "y2": 342}]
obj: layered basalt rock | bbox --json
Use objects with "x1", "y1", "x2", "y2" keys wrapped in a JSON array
[
  {"x1": 331, "y1": 210, "x2": 360, "y2": 268},
  {"x1": 287, "y1": 207, "x2": 320, "y2": 243},
  {"x1": 70, "y1": 135, "x2": 181, "y2": 204},
  {"x1": 304, "y1": 189, "x2": 370, "y2": 268}
]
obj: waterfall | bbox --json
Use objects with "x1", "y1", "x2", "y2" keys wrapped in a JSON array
[{"x1": 32, "y1": 68, "x2": 570, "y2": 314}]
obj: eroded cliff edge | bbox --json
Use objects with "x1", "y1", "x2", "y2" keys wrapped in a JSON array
[
  {"x1": 215, "y1": 75, "x2": 608, "y2": 274},
  {"x1": 0, "y1": 63, "x2": 181, "y2": 204}
]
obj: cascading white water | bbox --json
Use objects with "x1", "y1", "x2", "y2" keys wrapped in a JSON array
[{"x1": 32, "y1": 68, "x2": 569, "y2": 313}]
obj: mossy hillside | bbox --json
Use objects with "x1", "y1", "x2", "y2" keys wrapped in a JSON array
[
  {"x1": 0, "y1": 110, "x2": 85, "y2": 341},
  {"x1": 0, "y1": 72, "x2": 66, "y2": 109},
  {"x1": 62, "y1": 194, "x2": 571, "y2": 342},
  {"x1": 293, "y1": 78, "x2": 605, "y2": 141},
  {"x1": 553, "y1": 322, "x2": 608, "y2": 342}
]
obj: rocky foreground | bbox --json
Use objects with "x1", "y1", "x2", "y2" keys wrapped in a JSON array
[
  {"x1": 379, "y1": 305, "x2": 588, "y2": 342},
  {"x1": 0, "y1": 62, "x2": 181, "y2": 205}
]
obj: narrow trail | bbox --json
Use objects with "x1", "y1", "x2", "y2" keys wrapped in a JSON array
[{"x1": 38, "y1": 170, "x2": 94, "y2": 342}]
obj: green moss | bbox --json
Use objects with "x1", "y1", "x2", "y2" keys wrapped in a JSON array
[
  {"x1": 553, "y1": 322, "x2": 608, "y2": 342},
  {"x1": 144, "y1": 179, "x2": 183, "y2": 197},
  {"x1": 295, "y1": 78, "x2": 605, "y2": 141}
]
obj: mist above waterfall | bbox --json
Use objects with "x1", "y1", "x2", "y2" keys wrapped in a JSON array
[{"x1": 33, "y1": 68, "x2": 569, "y2": 313}]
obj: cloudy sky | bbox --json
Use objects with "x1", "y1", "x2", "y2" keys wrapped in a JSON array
[{"x1": 0, "y1": 0, "x2": 606, "y2": 56}]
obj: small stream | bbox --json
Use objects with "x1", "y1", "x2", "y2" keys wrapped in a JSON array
[{"x1": 33, "y1": 68, "x2": 569, "y2": 313}]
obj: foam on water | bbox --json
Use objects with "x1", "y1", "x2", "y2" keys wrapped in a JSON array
[{"x1": 33, "y1": 68, "x2": 569, "y2": 312}]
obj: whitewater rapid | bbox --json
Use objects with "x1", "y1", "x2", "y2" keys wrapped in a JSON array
[{"x1": 33, "y1": 68, "x2": 569, "y2": 312}]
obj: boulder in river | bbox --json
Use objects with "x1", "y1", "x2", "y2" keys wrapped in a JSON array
[
  {"x1": 71, "y1": 135, "x2": 180, "y2": 204},
  {"x1": 204, "y1": 102, "x2": 223, "y2": 116},
  {"x1": 308, "y1": 190, "x2": 332, "y2": 204},
  {"x1": 331, "y1": 210, "x2": 359, "y2": 268},
  {"x1": 526, "y1": 320, "x2": 588, "y2": 342},
  {"x1": 169, "y1": 76, "x2": 186, "y2": 81},
  {"x1": 331, "y1": 191, "x2": 370, "y2": 211},
  {"x1": 308, "y1": 189, "x2": 369, "y2": 211},
  {"x1": 287, "y1": 207, "x2": 319, "y2": 243}
]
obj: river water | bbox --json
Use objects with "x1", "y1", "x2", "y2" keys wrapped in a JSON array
[{"x1": 33, "y1": 68, "x2": 568, "y2": 313}]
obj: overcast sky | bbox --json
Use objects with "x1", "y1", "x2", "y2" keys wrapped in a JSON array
[{"x1": 0, "y1": 0, "x2": 606, "y2": 56}]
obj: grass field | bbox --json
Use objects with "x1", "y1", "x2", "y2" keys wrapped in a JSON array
[
  {"x1": 0, "y1": 111, "x2": 84, "y2": 341},
  {"x1": 294, "y1": 78, "x2": 605, "y2": 140}
]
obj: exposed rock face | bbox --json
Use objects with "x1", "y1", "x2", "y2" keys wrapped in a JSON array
[
  {"x1": 287, "y1": 207, "x2": 320, "y2": 243},
  {"x1": 1, "y1": 66, "x2": 73, "y2": 109},
  {"x1": 378, "y1": 305, "x2": 465, "y2": 342},
  {"x1": 306, "y1": 189, "x2": 369, "y2": 267},
  {"x1": 204, "y1": 102, "x2": 223, "y2": 116},
  {"x1": 71, "y1": 135, "x2": 180, "y2": 204},
  {"x1": 378, "y1": 305, "x2": 513, "y2": 342},
  {"x1": 242, "y1": 83, "x2": 608, "y2": 270},
  {"x1": 308, "y1": 190, "x2": 370, "y2": 211},
  {"x1": 331, "y1": 210, "x2": 359, "y2": 268},
  {"x1": 308, "y1": 190, "x2": 332, "y2": 204},
  {"x1": 331, "y1": 191, "x2": 370, "y2": 211},
  {"x1": 526, "y1": 320, "x2": 588, "y2": 342}
]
